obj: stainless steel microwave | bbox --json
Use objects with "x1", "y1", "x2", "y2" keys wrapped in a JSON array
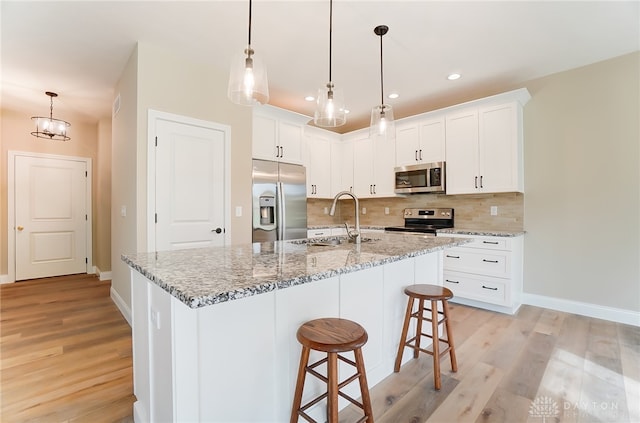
[{"x1": 394, "y1": 162, "x2": 445, "y2": 194}]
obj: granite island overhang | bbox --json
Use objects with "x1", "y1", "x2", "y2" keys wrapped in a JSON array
[
  {"x1": 122, "y1": 232, "x2": 471, "y2": 422},
  {"x1": 122, "y1": 232, "x2": 472, "y2": 309}
]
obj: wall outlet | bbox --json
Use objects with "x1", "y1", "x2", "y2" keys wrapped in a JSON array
[
  {"x1": 120, "y1": 205, "x2": 126, "y2": 217},
  {"x1": 362, "y1": 207, "x2": 367, "y2": 215},
  {"x1": 490, "y1": 206, "x2": 498, "y2": 216},
  {"x1": 323, "y1": 207, "x2": 329, "y2": 214}
]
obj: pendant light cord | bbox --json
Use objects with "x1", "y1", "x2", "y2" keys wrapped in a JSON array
[
  {"x1": 379, "y1": 31, "x2": 384, "y2": 107},
  {"x1": 49, "y1": 96, "x2": 54, "y2": 120},
  {"x1": 248, "y1": 0, "x2": 252, "y2": 47},
  {"x1": 328, "y1": 0, "x2": 333, "y2": 85}
]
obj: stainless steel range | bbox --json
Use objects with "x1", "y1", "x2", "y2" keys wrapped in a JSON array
[{"x1": 384, "y1": 208, "x2": 454, "y2": 235}]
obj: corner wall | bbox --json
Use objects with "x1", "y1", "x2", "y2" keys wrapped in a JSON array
[{"x1": 522, "y1": 52, "x2": 639, "y2": 313}]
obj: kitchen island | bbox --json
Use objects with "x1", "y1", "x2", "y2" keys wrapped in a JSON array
[{"x1": 123, "y1": 232, "x2": 470, "y2": 422}]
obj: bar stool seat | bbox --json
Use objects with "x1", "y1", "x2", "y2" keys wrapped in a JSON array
[
  {"x1": 291, "y1": 318, "x2": 374, "y2": 423},
  {"x1": 394, "y1": 284, "x2": 458, "y2": 390}
]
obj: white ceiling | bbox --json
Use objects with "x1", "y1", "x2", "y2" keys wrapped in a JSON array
[{"x1": 2, "y1": 1, "x2": 639, "y2": 133}]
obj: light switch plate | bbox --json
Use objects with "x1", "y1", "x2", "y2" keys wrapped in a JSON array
[
  {"x1": 490, "y1": 206, "x2": 498, "y2": 216},
  {"x1": 235, "y1": 206, "x2": 242, "y2": 217}
]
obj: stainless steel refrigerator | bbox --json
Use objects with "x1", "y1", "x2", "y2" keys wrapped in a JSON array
[{"x1": 252, "y1": 159, "x2": 307, "y2": 242}]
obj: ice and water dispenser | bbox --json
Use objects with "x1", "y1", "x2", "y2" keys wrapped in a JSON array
[{"x1": 259, "y1": 195, "x2": 275, "y2": 225}]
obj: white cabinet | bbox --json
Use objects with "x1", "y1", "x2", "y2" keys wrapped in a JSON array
[
  {"x1": 395, "y1": 116, "x2": 445, "y2": 167},
  {"x1": 304, "y1": 131, "x2": 332, "y2": 198},
  {"x1": 445, "y1": 91, "x2": 529, "y2": 194},
  {"x1": 352, "y1": 132, "x2": 396, "y2": 198},
  {"x1": 307, "y1": 228, "x2": 331, "y2": 238},
  {"x1": 253, "y1": 106, "x2": 305, "y2": 164},
  {"x1": 331, "y1": 140, "x2": 354, "y2": 195},
  {"x1": 442, "y1": 234, "x2": 523, "y2": 314}
]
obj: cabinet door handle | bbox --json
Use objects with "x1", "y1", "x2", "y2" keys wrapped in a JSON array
[
  {"x1": 474, "y1": 176, "x2": 478, "y2": 189},
  {"x1": 482, "y1": 241, "x2": 499, "y2": 245},
  {"x1": 482, "y1": 259, "x2": 499, "y2": 263},
  {"x1": 419, "y1": 149, "x2": 423, "y2": 161},
  {"x1": 369, "y1": 184, "x2": 373, "y2": 194},
  {"x1": 480, "y1": 175, "x2": 483, "y2": 188},
  {"x1": 482, "y1": 285, "x2": 498, "y2": 291},
  {"x1": 446, "y1": 254, "x2": 460, "y2": 259},
  {"x1": 445, "y1": 279, "x2": 460, "y2": 284},
  {"x1": 280, "y1": 146, "x2": 284, "y2": 157},
  {"x1": 275, "y1": 145, "x2": 281, "y2": 158},
  {"x1": 350, "y1": 186, "x2": 353, "y2": 192},
  {"x1": 373, "y1": 184, "x2": 376, "y2": 194},
  {"x1": 415, "y1": 150, "x2": 418, "y2": 161}
]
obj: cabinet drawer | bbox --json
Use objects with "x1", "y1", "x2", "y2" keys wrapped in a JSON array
[
  {"x1": 443, "y1": 248, "x2": 510, "y2": 278},
  {"x1": 464, "y1": 237, "x2": 510, "y2": 250},
  {"x1": 444, "y1": 271, "x2": 508, "y2": 306},
  {"x1": 307, "y1": 229, "x2": 331, "y2": 238}
]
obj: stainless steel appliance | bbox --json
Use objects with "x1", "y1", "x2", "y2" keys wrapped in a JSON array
[
  {"x1": 385, "y1": 208, "x2": 454, "y2": 234},
  {"x1": 252, "y1": 159, "x2": 307, "y2": 242},
  {"x1": 394, "y1": 161, "x2": 445, "y2": 194}
]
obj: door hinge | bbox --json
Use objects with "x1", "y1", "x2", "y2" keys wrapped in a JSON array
[
  {"x1": 85, "y1": 258, "x2": 88, "y2": 264},
  {"x1": 155, "y1": 213, "x2": 158, "y2": 223},
  {"x1": 85, "y1": 214, "x2": 88, "y2": 221},
  {"x1": 155, "y1": 136, "x2": 158, "y2": 147},
  {"x1": 85, "y1": 171, "x2": 88, "y2": 177}
]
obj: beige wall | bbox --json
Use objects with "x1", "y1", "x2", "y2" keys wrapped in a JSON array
[
  {"x1": 521, "y1": 52, "x2": 639, "y2": 312},
  {"x1": 111, "y1": 42, "x2": 252, "y2": 309},
  {"x1": 95, "y1": 118, "x2": 112, "y2": 273},
  {"x1": 0, "y1": 107, "x2": 109, "y2": 279}
]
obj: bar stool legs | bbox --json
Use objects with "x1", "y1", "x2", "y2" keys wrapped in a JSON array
[
  {"x1": 394, "y1": 284, "x2": 458, "y2": 390},
  {"x1": 290, "y1": 318, "x2": 374, "y2": 423}
]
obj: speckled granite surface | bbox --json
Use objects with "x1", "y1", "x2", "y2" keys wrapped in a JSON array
[
  {"x1": 122, "y1": 233, "x2": 470, "y2": 309},
  {"x1": 436, "y1": 228, "x2": 525, "y2": 237}
]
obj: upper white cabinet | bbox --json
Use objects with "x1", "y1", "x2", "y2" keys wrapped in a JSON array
[
  {"x1": 445, "y1": 89, "x2": 530, "y2": 194},
  {"x1": 350, "y1": 131, "x2": 396, "y2": 198},
  {"x1": 331, "y1": 139, "x2": 354, "y2": 195},
  {"x1": 395, "y1": 116, "x2": 445, "y2": 167},
  {"x1": 304, "y1": 129, "x2": 334, "y2": 198},
  {"x1": 253, "y1": 106, "x2": 305, "y2": 165}
]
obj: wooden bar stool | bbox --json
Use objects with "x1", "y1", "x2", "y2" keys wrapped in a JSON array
[
  {"x1": 290, "y1": 318, "x2": 374, "y2": 423},
  {"x1": 394, "y1": 284, "x2": 457, "y2": 390}
]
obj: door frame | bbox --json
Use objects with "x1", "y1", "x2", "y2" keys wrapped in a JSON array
[
  {"x1": 146, "y1": 109, "x2": 231, "y2": 252},
  {"x1": 6, "y1": 151, "x2": 93, "y2": 283}
]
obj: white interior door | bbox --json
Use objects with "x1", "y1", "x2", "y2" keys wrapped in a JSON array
[
  {"x1": 154, "y1": 117, "x2": 227, "y2": 251},
  {"x1": 15, "y1": 155, "x2": 88, "y2": 280}
]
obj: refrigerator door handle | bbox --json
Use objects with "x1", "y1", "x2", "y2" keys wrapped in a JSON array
[{"x1": 276, "y1": 181, "x2": 285, "y2": 240}]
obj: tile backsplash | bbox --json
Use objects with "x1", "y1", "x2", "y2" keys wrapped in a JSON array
[{"x1": 308, "y1": 192, "x2": 523, "y2": 231}]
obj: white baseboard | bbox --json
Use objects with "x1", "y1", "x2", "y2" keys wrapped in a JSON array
[
  {"x1": 110, "y1": 286, "x2": 132, "y2": 326},
  {"x1": 0, "y1": 274, "x2": 12, "y2": 284},
  {"x1": 95, "y1": 267, "x2": 113, "y2": 281},
  {"x1": 523, "y1": 293, "x2": 640, "y2": 327}
]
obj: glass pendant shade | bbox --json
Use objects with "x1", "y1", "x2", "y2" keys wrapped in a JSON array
[
  {"x1": 31, "y1": 91, "x2": 70, "y2": 141},
  {"x1": 228, "y1": 47, "x2": 269, "y2": 106},
  {"x1": 370, "y1": 104, "x2": 395, "y2": 140},
  {"x1": 314, "y1": 83, "x2": 346, "y2": 127}
]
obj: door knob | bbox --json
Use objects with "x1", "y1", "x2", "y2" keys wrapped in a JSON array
[
  {"x1": 213, "y1": 228, "x2": 223, "y2": 234},
  {"x1": 17, "y1": 226, "x2": 24, "y2": 231}
]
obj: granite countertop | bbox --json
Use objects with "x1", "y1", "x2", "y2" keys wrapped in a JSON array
[
  {"x1": 436, "y1": 228, "x2": 525, "y2": 237},
  {"x1": 122, "y1": 232, "x2": 471, "y2": 309}
]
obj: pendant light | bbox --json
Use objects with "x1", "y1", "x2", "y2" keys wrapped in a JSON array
[
  {"x1": 314, "y1": 0, "x2": 346, "y2": 127},
  {"x1": 228, "y1": 0, "x2": 269, "y2": 106},
  {"x1": 31, "y1": 91, "x2": 71, "y2": 141},
  {"x1": 370, "y1": 25, "x2": 395, "y2": 140}
]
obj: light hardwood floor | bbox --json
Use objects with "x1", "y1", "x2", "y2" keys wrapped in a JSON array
[
  {"x1": 1, "y1": 275, "x2": 134, "y2": 422},
  {"x1": 1, "y1": 275, "x2": 638, "y2": 422}
]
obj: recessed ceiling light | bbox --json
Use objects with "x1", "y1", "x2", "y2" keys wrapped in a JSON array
[
  {"x1": 388, "y1": 93, "x2": 399, "y2": 99},
  {"x1": 447, "y1": 73, "x2": 461, "y2": 81},
  {"x1": 305, "y1": 96, "x2": 315, "y2": 102}
]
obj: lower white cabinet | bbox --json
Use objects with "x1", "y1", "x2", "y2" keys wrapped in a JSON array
[
  {"x1": 130, "y1": 251, "x2": 443, "y2": 422},
  {"x1": 442, "y1": 234, "x2": 523, "y2": 314}
]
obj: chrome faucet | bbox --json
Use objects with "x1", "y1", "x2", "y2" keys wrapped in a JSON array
[{"x1": 329, "y1": 191, "x2": 360, "y2": 244}]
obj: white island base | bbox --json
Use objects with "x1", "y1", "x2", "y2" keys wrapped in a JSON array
[{"x1": 131, "y1": 251, "x2": 443, "y2": 422}]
